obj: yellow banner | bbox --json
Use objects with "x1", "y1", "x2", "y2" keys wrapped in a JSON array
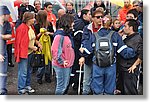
[{"x1": 109, "y1": 0, "x2": 135, "y2": 7}]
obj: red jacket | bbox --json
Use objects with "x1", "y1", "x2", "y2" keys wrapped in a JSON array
[
  {"x1": 118, "y1": 5, "x2": 132, "y2": 24},
  {"x1": 14, "y1": 23, "x2": 29, "y2": 62}
]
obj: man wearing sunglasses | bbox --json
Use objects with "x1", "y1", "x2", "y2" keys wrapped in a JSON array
[{"x1": 79, "y1": 9, "x2": 104, "y2": 95}]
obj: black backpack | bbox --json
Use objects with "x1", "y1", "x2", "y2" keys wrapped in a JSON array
[{"x1": 94, "y1": 31, "x2": 115, "y2": 67}]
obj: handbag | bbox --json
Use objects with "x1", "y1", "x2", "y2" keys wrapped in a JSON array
[{"x1": 30, "y1": 51, "x2": 45, "y2": 68}]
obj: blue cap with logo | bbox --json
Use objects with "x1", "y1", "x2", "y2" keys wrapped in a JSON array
[{"x1": 0, "y1": 6, "x2": 10, "y2": 16}]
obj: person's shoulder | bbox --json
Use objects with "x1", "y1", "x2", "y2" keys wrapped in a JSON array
[
  {"x1": 55, "y1": 34, "x2": 61, "y2": 38},
  {"x1": 28, "y1": 5, "x2": 35, "y2": 9},
  {"x1": 134, "y1": 33, "x2": 143, "y2": 40}
]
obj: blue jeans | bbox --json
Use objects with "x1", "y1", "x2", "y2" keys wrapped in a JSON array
[
  {"x1": 91, "y1": 63, "x2": 116, "y2": 95},
  {"x1": 0, "y1": 54, "x2": 8, "y2": 94},
  {"x1": 53, "y1": 66, "x2": 71, "y2": 95},
  {"x1": 18, "y1": 53, "x2": 33, "y2": 93},
  {"x1": 82, "y1": 64, "x2": 92, "y2": 95}
]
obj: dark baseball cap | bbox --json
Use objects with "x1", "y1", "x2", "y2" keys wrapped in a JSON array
[{"x1": 0, "y1": 6, "x2": 10, "y2": 16}]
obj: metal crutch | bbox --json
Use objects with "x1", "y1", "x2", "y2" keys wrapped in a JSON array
[{"x1": 78, "y1": 64, "x2": 83, "y2": 95}]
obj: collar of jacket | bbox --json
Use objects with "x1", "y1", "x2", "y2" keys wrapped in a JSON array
[{"x1": 87, "y1": 22, "x2": 103, "y2": 33}]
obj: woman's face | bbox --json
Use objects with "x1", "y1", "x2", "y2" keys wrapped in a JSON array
[
  {"x1": 28, "y1": 17, "x2": 35, "y2": 25},
  {"x1": 113, "y1": 20, "x2": 121, "y2": 29}
]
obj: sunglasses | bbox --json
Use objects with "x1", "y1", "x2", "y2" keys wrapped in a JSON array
[{"x1": 94, "y1": 16, "x2": 103, "y2": 19}]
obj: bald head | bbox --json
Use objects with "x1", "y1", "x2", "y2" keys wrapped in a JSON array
[
  {"x1": 58, "y1": 9, "x2": 66, "y2": 18},
  {"x1": 22, "y1": 0, "x2": 29, "y2": 6},
  {"x1": 124, "y1": 0, "x2": 131, "y2": 8}
]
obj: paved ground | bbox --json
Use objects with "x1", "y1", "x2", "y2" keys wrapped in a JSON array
[
  {"x1": 7, "y1": 62, "x2": 77, "y2": 95},
  {"x1": 6, "y1": 58, "x2": 143, "y2": 95}
]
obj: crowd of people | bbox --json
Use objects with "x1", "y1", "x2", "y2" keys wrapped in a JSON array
[{"x1": 0, "y1": 0, "x2": 143, "y2": 95}]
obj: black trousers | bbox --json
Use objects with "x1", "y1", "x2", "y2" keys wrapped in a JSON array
[
  {"x1": 117, "y1": 67, "x2": 139, "y2": 95},
  {"x1": 7, "y1": 44, "x2": 13, "y2": 63}
]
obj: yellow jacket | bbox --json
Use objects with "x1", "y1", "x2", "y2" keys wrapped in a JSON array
[{"x1": 39, "y1": 34, "x2": 52, "y2": 65}]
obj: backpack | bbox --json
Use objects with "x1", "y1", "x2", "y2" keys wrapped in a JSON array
[{"x1": 94, "y1": 31, "x2": 115, "y2": 67}]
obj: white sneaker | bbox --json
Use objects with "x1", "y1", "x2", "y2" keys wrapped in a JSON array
[{"x1": 26, "y1": 86, "x2": 35, "y2": 93}]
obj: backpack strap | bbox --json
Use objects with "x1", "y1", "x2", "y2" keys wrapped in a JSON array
[
  {"x1": 94, "y1": 32, "x2": 100, "y2": 40},
  {"x1": 107, "y1": 31, "x2": 115, "y2": 39},
  {"x1": 107, "y1": 31, "x2": 115, "y2": 65},
  {"x1": 57, "y1": 35, "x2": 64, "y2": 61}
]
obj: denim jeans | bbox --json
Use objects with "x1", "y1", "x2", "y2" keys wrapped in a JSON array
[
  {"x1": 18, "y1": 53, "x2": 33, "y2": 94},
  {"x1": 82, "y1": 64, "x2": 92, "y2": 95},
  {"x1": 91, "y1": 63, "x2": 116, "y2": 95},
  {"x1": 0, "y1": 54, "x2": 8, "y2": 94},
  {"x1": 53, "y1": 66, "x2": 71, "y2": 95},
  {"x1": 36, "y1": 61, "x2": 51, "y2": 80}
]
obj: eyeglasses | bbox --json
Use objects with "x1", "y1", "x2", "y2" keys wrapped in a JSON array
[{"x1": 94, "y1": 16, "x2": 103, "y2": 19}]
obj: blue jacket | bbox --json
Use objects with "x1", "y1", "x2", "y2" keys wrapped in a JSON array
[
  {"x1": 81, "y1": 23, "x2": 136, "y2": 65},
  {"x1": 73, "y1": 18, "x2": 90, "y2": 49}
]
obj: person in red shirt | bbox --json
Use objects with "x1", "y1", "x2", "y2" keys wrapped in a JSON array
[
  {"x1": 44, "y1": 2, "x2": 56, "y2": 31},
  {"x1": 118, "y1": 0, "x2": 132, "y2": 24},
  {"x1": 15, "y1": 12, "x2": 42, "y2": 95}
]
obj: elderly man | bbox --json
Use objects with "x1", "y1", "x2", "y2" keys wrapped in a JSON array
[{"x1": 118, "y1": 0, "x2": 132, "y2": 24}]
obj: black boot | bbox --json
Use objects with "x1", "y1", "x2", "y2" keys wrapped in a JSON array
[
  {"x1": 45, "y1": 74, "x2": 51, "y2": 83},
  {"x1": 8, "y1": 62, "x2": 14, "y2": 67},
  {"x1": 45, "y1": 78, "x2": 51, "y2": 83},
  {"x1": 37, "y1": 79, "x2": 43, "y2": 84}
]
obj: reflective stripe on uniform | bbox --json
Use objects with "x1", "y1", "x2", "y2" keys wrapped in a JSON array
[
  {"x1": 117, "y1": 45, "x2": 127, "y2": 53},
  {"x1": 113, "y1": 43, "x2": 118, "y2": 46},
  {"x1": 0, "y1": 73, "x2": 7, "y2": 76},
  {"x1": 83, "y1": 48, "x2": 91, "y2": 54},
  {"x1": 74, "y1": 30, "x2": 83, "y2": 36}
]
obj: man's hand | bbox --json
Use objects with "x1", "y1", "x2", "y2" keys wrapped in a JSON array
[
  {"x1": 79, "y1": 57, "x2": 85, "y2": 66},
  {"x1": 128, "y1": 58, "x2": 142, "y2": 73},
  {"x1": 32, "y1": 46, "x2": 38, "y2": 52},
  {"x1": 128, "y1": 65, "x2": 137, "y2": 73},
  {"x1": 118, "y1": 29, "x2": 124, "y2": 36},
  {"x1": 0, "y1": 54, "x2": 5, "y2": 62},
  {"x1": 79, "y1": 48, "x2": 84, "y2": 53}
]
